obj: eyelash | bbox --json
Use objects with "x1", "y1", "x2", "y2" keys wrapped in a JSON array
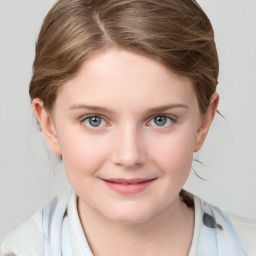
[
  {"x1": 80, "y1": 114, "x2": 177, "y2": 129},
  {"x1": 81, "y1": 114, "x2": 108, "y2": 128},
  {"x1": 147, "y1": 114, "x2": 176, "y2": 128}
]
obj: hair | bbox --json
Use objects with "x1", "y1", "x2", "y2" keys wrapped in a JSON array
[
  {"x1": 29, "y1": 0, "x2": 218, "y2": 114},
  {"x1": 29, "y1": 0, "x2": 219, "y2": 206}
]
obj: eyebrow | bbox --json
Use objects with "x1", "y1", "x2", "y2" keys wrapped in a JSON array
[
  {"x1": 147, "y1": 104, "x2": 188, "y2": 113},
  {"x1": 68, "y1": 103, "x2": 188, "y2": 113},
  {"x1": 68, "y1": 104, "x2": 113, "y2": 114}
]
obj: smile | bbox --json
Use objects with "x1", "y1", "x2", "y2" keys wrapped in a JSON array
[{"x1": 101, "y1": 178, "x2": 157, "y2": 194}]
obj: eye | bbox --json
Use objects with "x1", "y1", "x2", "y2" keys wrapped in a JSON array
[
  {"x1": 148, "y1": 115, "x2": 173, "y2": 127},
  {"x1": 82, "y1": 115, "x2": 107, "y2": 128}
]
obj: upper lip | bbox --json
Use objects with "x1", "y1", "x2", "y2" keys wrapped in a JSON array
[{"x1": 101, "y1": 178, "x2": 156, "y2": 184}]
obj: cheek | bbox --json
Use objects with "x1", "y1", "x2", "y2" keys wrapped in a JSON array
[
  {"x1": 58, "y1": 131, "x2": 109, "y2": 179},
  {"x1": 149, "y1": 131, "x2": 196, "y2": 176}
]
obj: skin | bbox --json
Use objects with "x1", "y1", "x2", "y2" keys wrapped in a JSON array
[{"x1": 33, "y1": 49, "x2": 218, "y2": 255}]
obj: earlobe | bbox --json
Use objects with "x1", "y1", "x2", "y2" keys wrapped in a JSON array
[
  {"x1": 194, "y1": 93, "x2": 219, "y2": 152},
  {"x1": 32, "y1": 98, "x2": 61, "y2": 155}
]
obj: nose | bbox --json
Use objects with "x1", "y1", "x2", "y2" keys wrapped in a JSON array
[{"x1": 111, "y1": 126, "x2": 147, "y2": 168}]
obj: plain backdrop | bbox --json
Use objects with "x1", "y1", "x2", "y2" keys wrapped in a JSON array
[{"x1": 0, "y1": 0, "x2": 256, "y2": 240}]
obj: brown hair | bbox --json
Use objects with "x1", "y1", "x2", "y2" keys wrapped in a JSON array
[{"x1": 29, "y1": 0, "x2": 218, "y2": 114}]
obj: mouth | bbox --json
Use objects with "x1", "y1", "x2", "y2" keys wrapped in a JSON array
[{"x1": 101, "y1": 178, "x2": 157, "y2": 194}]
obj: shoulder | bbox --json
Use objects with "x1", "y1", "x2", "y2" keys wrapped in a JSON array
[
  {"x1": 226, "y1": 212, "x2": 256, "y2": 256},
  {"x1": 0, "y1": 210, "x2": 44, "y2": 256},
  {"x1": 192, "y1": 194, "x2": 256, "y2": 256}
]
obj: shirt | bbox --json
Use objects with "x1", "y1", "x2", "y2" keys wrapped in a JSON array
[{"x1": 1, "y1": 192, "x2": 256, "y2": 255}]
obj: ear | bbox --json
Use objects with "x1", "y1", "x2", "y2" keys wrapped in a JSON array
[
  {"x1": 194, "y1": 93, "x2": 219, "y2": 152},
  {"x1": 32, "y1": 98, "x2": 61, "y2": 155}
]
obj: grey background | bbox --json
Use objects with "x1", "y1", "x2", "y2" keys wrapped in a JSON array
[{"x1": 0, "y1": 0, "x2": 256, "y2": 240}]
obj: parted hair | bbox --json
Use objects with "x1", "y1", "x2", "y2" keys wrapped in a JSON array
[{"x1": 29, "y1": 0, "x2": 218, "y2": 114}]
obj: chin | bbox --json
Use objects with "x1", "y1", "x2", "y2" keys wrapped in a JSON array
[
  {"x1": 110, "y1": 213, "x2": 152, "y2": 224},
  {"x1": 104, "y1": 203, "x2": 157, "y2": 224}
]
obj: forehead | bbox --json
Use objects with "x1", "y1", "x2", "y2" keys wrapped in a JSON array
[{"x1": 56, "y1": 49, "x2": 197, "y2": 111}]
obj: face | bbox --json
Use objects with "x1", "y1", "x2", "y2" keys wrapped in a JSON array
[{"x1": 34, "y1": 49, "x2": 217, "y2": 224}]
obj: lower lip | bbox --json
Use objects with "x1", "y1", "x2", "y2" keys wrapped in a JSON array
[{"x1": 102, "y1": 179, "x2": 156, "y2": 195}]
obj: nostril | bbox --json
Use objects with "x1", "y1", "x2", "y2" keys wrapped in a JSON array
[
  {"x1": 111, "y1": 131, "x2": 147, "y2": 167},
  {"x1": 112, "y1": 153, "x2": 146, "y2": 168}
]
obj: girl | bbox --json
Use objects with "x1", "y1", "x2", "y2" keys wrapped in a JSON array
[{"x1": 1, "y1": 0, "x2": 255, "y2": 255}]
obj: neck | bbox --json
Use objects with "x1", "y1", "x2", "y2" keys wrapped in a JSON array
[{"x1": 77, "y1": 196, "x2": 194, "y2": 256}]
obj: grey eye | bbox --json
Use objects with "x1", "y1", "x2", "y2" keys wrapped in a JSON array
[
  {"x1": 148, "y1": 115, "x2": 173, "y2": 127},
  {"x1": 154, "y1": 116, "x2": 167, "y2": 126},
  {"x1": 84, "y1": 116, "x2": 106, "y2": 127}
]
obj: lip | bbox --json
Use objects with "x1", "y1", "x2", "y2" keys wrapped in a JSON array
[{"x1": 101, "y1": 178, "x2": 156, "y2": 194}]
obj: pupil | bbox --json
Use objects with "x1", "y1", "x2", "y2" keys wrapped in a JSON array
[
  {"x1": 89, "y1": 116, "x2": 101, "y2": 127},
  {"x1": 154, "y1": 116, "x2": 167, "y2": 126}
]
